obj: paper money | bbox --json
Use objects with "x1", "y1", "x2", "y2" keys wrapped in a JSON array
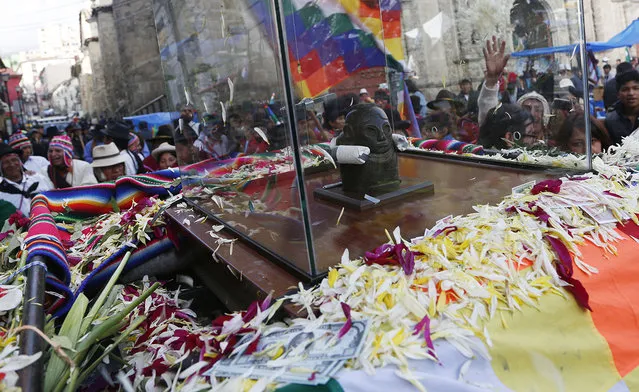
[
  {"x1": 232, "y1": 320, "x2": 368, "y2": 367},
  {"x1": 205, "y1": 320, "x2": 369, "y2": 385}
]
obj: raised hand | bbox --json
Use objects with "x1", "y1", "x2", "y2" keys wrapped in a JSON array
[{"x1": 483, "y1": 36, "x2": 510, "y2": 88}]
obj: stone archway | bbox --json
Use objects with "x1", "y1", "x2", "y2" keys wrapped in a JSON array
[{"x1": 510, "y1": 0, "x2": 555, "y2": 51}]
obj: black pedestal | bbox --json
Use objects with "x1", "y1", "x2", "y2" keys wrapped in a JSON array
[{"x1": 314, "y1": 177, "x2": 434, "y2": 211}]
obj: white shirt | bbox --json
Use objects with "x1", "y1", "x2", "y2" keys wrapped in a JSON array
[
  {"x1": 121, "y1": 150, "x2": 145, "y2": 176},
  {"x1": 0, "y1": 173, "x2": 52, "y2": 217},
  {"x1": 39, "y1": 159, "x2": 98, "y2": 189},
  {"x1": 23, "y1": 155, "x2": 50, "y2": 173}
]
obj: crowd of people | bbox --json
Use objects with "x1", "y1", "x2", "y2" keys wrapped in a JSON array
[{"x1": 1, "y1": 36, "x2": 638, "y2": 222}]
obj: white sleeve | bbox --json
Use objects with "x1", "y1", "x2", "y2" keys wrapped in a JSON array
[
  {"x1": 121, "y1": 152, "x2": 136, "y2": 176},
  {"x1": 75, "y1": 161, "x2": 98, "y2": 185},
  {"x1": 32, "y1": 173, "x2": 53, "y2": 193},
  {"x1": 478, "y1": 83, "x2": 500, "y2": 126}
]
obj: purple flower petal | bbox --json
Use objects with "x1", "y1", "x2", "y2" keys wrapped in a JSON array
[
  {"x1": 413, "y1": 314, "x2": 436, "y2": 358},
  {"x1": 395, "y1": 244, "x2": 415, "y2": 275},
  {"x1": 338, "y1": 302, "x2": 352, "y2": 338}
]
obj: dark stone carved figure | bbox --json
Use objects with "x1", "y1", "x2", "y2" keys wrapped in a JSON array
[{"x1": 336, "y1": 103, "x2": 400, "y2": 195}]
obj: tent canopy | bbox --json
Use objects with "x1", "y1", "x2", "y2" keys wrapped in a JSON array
[{"x1": 512, "y1": 18, "x2": 639, "y2": 57}]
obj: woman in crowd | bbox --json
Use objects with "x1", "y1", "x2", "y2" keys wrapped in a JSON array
[
  {"x1": 152, "y1": 143, "x2": 178, "y2": 170},
  {"x1": 91, "y1": 143, "x2": 126, "y2": 182},
  {"x1": 555, "y1": 111, "x2": 612, "y2": 155},
  {"x1": 477, "y1": 104, "x2": 537, "y2": 150},
  {"x1": 142, "y1": 125, "x2": 174, "y2": 171}
]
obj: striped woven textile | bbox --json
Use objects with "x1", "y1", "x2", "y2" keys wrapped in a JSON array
[
  {"x1": 25, "y1": 197, "x2": 75, "y2": 316},
  {"x1": 25, "y1": 169, "x2": 182, "y2": 317},
  {"x1": 25, "y1": 198, "x2": 70, "y2": 284},
  {"x1": 409, "y1": 138, "x2": 485, "y2": 155},
  {"x1": 37, "y1": 169, "x2": 181, "y2": 216}
]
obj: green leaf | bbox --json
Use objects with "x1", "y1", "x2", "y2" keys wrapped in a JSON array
[
  {"x1": 81, "y1": 252, "x2": 131, "y2": 336},
  {"x1": 50, "y1": 336, "x2": 75, "y2": 351},
  {"x1": 44, "y1": 294, "x2": 88, "y2": 392}
]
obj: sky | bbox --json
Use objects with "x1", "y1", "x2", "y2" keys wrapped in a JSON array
[{"x1": 0, "y1": 0, "x2": 88, "y2": 55}]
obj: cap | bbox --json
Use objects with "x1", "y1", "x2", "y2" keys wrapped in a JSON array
[{"x1": 359, "y1": 88, "x2": 369, "y2": 95}]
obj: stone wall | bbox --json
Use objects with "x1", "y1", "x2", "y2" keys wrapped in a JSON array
[{"x1": 113, "y1": 0, "x2": 165, "y2": 113}]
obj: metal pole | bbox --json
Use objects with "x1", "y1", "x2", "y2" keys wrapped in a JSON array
[
  {"x1": 271, "y1": 0, "x2": 319, "y2": 276},
  {"x1": 18, "y1": 258, "x2": 46, "y2": 392},
  {"x1": 576, "y1": 0, "x2": 592, "y2": 171}
]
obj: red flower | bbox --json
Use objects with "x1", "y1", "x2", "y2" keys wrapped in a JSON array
[
  {"x1": 545, "y1": 235, "x2": 590, "y2": 311},
  {"x1": 531, "y1": 179, "x2": 562, "y2": 195},
  {"x1": 8, "y1": 211, "x2": 29, "y2": 228}
]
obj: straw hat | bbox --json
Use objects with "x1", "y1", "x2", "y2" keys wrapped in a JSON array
[
  {"x1": 92, "y1": 143, "x2": 126, "y2": 168},
  {"x1": 151, "y1": 142, "x2": 176, "y2": 161}
]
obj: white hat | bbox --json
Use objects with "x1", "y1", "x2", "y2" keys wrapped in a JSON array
[
  {"x1": 517, "y1": 92, "x2": 551, "y2": 127},
  {"x1": 602, "y1": 56, "x2": 609, "y2": 63},
  {"x1": 359, "y1": 88, "x2": 369, "y2": 95},
  {"x1": 152, "y1": 142, "x2": 176, "y2": 161},
  {"x1": 559, "y1": 78, "x2": 575, "y2": 89},
  {"x1": 378, "y1": 83, "x2": 389, "y2": 90},
  {"x1": 92, "y1": 143, "x2": 126, "y2": 168}
]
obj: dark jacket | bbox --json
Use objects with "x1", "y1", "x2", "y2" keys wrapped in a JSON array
[
  {"x1": 603, "y1": 78, "x2": 618, "y2": 110},
  {"x1": 605, "y1": 102, "x2": 639, "y2": 145}
]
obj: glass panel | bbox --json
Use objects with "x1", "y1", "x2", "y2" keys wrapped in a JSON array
[
  {"x1": 283, "y1": 0, "x2": 599, "y2": 275},
  {"x1": 389, "y1": 0, "x2": 593, "y2": 168},
  {"x1": 152, "y1": 0, "x2": 319, "y2": 277},
  {"x1": 582, "y1": 1, "x2": 639, "y2": 171}
]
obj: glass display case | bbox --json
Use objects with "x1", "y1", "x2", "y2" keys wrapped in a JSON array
[{"x1": 151, "y1": 0, "x2": 597, "y2": 279}]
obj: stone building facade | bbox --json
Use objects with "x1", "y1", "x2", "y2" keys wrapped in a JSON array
[{"x1": 81, "y1": 0, "x2": 165, "y2": 117}]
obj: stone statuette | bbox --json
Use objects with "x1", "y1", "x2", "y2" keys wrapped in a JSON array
[{"x1": 336, "y1": 103, "x2": 400, "y2": 195}]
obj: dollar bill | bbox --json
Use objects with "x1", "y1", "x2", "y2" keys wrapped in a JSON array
[
  {"x1": 205, "y1": 320, "x2": 368, "y2": 385},
  {"x1": 231, "y1": 320, "x2": 369, "y2": 367}
]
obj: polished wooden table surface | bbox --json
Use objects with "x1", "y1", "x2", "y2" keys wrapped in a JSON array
[
  {"x1": 306, "y1": 155, "x2": 550, "y2": 273},
  {"x1": 168, "y1": 154, "x2": 553, "y2": 309}
]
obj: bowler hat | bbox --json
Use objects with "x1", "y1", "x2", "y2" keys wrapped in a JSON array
[
  {"x1": 101, "y1": 121, "x2": 131, "y2": 140},
  {"x1": 427, "y1": 90, "x2": 464, "y2": 111}
]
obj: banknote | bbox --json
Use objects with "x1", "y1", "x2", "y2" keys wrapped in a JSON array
[
  {"x1": 205, "y1": 321, "x2": 368, "y2": 385},
  {"x1": 231, "y1": 320, "x2": 369, "y2": 367}
]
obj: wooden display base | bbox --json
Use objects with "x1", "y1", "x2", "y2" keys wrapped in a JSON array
[{"x1": 314, "y1": 177, "x2": 435, "y2": 211}]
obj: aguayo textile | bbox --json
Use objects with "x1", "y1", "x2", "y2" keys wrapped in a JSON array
[
  {"x1": 24, "y1": 170, "x2": 182, "y2": 316},
  {"x1": 38, "y1": 169, "x2": 181, "y2": 217},
  {"x1": 408, "y1": 137, "x2": 485, "y2": 155}
]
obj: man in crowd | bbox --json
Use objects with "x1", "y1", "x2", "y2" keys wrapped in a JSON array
[
  {"x1": 604, "y1": 62, "x2": 633, "y2": 110},
  {"x1": 40, "y1": 135, "x2": 97, "y2": 189},
  {"x1": 457, "y1": 78, "x2": 478, "y2": 115},
  {"x1": 8, "y1": 131, "x2": 49, "y2": 172},
  {"x1": 605, "y1": 69, "x2": 639, "y2": 145},
  {"x1": 601, "y1": 64, "x2": 614, "y2": 85},
  {"x1": 29, "y1": 125, "x2": 48, "y2": 157},
  {"x1": 0, "y1": 143, "x2": 51, "y2": 219}
]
